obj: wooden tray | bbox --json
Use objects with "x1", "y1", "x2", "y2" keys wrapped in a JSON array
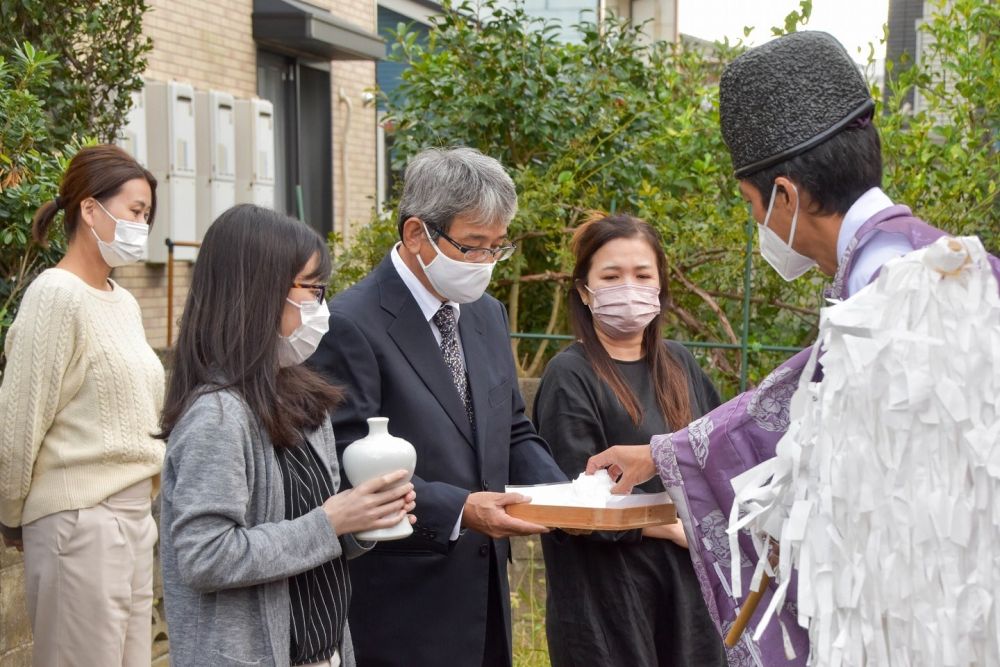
[{"x1": 507, "y1": 501, "x2": 676, "y2": 530}]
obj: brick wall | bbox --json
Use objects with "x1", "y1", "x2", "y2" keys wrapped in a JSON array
[
  {"x1": 333, "y1": 59, "x2": 379, "y2": 243},
  {"x1": 120, "y1": 0, "x2": 260, "y2": 347},
  {"x1": 111, "y1": 262, "x2": 193, "y2": 350},
  {"x1": 143, "y1": 0, "x2": 257, "y2": 98},
  {"x1": 329, "y1": 0, "x2": 379, "y2": 242}
]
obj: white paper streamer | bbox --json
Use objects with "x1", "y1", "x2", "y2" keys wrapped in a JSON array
[{"x1": 728, "y1": 236, "x2": 1000, "y2": 666}]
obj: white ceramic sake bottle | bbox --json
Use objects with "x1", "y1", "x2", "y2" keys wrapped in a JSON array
[{"x1": 341, "y1": 417, "x2": 417, "y2": 541}]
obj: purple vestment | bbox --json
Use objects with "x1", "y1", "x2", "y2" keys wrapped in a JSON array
[{"x1": 654, "y1": 206, "x2": 1000, "y2": 666}]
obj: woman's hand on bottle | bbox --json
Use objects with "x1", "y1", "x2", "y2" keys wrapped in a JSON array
[{"x1": 323, "y1": 470, "x2": 416, "y2": 536}]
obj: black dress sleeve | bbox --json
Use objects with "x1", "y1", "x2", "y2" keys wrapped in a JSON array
[
  {"x1": 533, "y1": 351, "x2": 642, "y2": 544},
  {"x1": 533, "y1": 354, "x2": 608, "y2": 477}
]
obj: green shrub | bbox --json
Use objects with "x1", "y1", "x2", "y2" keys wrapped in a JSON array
[{"x1": 0, "y1": 43, "x2": 70, "y2": 369}]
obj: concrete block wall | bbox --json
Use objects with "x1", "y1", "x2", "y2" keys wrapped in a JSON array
[{"x1": 0, "y1": 546, "x2": 31, "y2": 666}]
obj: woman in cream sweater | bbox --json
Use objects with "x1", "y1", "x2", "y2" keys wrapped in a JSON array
[{"x1": 0, "y1": 145, "x2": 164, "y2": 666}]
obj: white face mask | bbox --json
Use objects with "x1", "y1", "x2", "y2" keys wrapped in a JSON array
[
  {"x1": 416, "y1": 223, "x2": 495, "y2": 303},
  {"x1": 92, "y1": 200, "x2": 149, "y2": 267},
  {"x1": 278, "y1": 298, "x2": 330, "y2": 367},
  {"x1": 757, "y1": 182, "x2": 817, "y2": 281}
]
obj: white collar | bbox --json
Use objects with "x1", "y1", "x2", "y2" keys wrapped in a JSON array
[
  {"x1": 836, "y1": 187, "x2": 895, "y2": 264},
  {"x1": 390, "y1": 244, "x2": 460, "y2": 323}
]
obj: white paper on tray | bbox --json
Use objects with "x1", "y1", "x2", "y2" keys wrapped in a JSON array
[{"x1": 505, "y1": 481, "x2": 672, "y2": 509}]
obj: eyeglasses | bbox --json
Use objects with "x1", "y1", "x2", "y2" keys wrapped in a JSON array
[
  {"x1": 291, "y1": 282, "x2": 327, "y2": 302},
  {"x1": 425, "y1": 223, "x2": 517, "y2": 263}
]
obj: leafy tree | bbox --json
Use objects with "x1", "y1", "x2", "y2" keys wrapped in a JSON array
[
  {"x1": 335, "y1": 0, "x2": 999, "y2": 396},
  {"x1": 335, "y1": 1, "x2": 813, "y2": 393},
  {"x1": 0, "y1": 0, "x2": 152, "y2": 145},
  {"x1": 879, "y1": 0, "x2": 999, "y2": 251},
  {"x1": 0, "y1": 43, "x2": 71, "y2": 369}
]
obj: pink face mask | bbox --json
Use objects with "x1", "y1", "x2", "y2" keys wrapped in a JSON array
[{"x1": 585, "y1": 283, "x2": 661, "y2": 338}]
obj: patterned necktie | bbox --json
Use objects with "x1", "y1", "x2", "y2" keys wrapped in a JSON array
[{"x1": 432, "y1": 304, "x2": 475, "y2": 426}]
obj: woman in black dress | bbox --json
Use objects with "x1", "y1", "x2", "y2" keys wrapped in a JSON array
[{"x1": 534, "y1": 214, "x2": 728, "y2": 667}]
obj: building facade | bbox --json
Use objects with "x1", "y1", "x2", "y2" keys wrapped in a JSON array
[
  {"x1": 492, "y1": 0, "x2": 678, "y2": 43},
  {"x1": 885, "y1": 0, "x2": 924, "y2": 109},
  {"x1": 114, "y1": 0, "x2": 383, "y2": 349}
]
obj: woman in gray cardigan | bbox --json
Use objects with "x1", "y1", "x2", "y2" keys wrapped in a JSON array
[{"x1": 157, "y1": 205, "x2": 415, "y2": 667}]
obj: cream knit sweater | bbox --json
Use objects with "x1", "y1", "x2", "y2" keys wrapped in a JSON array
[{"x1": 0, "y1": 268, "x2": 165, "y2": 527}]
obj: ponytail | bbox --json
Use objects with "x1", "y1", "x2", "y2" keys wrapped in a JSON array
[{"x1": 31, "y1": 197, "x2": 63, "y2": 247}]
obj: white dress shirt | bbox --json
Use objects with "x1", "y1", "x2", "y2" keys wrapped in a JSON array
[
  {"x1": 836, "y1": 187, "x2": 915, "y2": 297},
  {"x1": 390, "y1": 244, "x2": 467, "y2": 540}
]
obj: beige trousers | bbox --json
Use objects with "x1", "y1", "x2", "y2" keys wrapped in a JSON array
[{"x1": 22, "y1": 479, "x2": 157, "y2": 667}]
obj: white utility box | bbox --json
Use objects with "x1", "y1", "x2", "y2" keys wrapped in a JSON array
[
  {"x1": 145, "y1": 80, "x2": 198, "y2": 262},
  {"x1": 116, "y1": 88, "x2": 148, "y2": 166},
  {"x1": 195, "y1": 90, "x2": 236, "y2": 240},
  {"x1": 235, "y1": 98, "x2": 276, "y2": 208}
]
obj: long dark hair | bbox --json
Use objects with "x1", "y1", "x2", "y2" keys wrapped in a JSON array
[
  {"x1": 32, "y1": 144, "x2": 157, "y2": 246},
  {"x1": 569, "y1": 214, "x2": 692, "y2": 429},
  {"x1": 159, "y1": 204, "x2": 342, "y2": 447}
]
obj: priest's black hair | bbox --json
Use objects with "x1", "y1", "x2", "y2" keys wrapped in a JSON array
[{"x1": 743, "y1": 121, "x2": 883, "y2": 217}]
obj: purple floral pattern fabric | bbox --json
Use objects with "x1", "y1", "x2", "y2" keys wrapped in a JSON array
[
  {"x1": 746, "y1": 366, "x2": 798, "y2": 432},
  {"x1": 699, "y1": 510, "x2": 751, "y2": 570},
  {"x1": 689, "y1": 415, "x2": 715, "y2": 468},
  {"x1": 650, "y1": 433, "x2": 683, "y2": 488}
]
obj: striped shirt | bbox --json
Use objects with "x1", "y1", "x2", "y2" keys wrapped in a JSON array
[{"x1": 276, "y1": 439, "x2": 350, "y2": 666}]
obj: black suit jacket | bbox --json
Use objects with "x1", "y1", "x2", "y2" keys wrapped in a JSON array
[{"x1": 309, "y1": 255, "x2": 566, "y2": 667}]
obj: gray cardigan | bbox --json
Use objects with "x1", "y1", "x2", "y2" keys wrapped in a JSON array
[{"x1": 159, "y1": 389, "x2": 368, "y2": 667}]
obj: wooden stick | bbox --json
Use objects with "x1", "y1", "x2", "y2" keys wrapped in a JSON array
[{"x1": 724, "y1": 573, "x2": 771, "y2": 648}]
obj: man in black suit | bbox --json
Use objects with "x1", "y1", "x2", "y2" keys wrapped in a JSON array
[{"x1": 310, "y1": 147, "x2": 567, "y2": 667}]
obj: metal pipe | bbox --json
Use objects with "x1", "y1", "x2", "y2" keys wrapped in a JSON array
[
  {"x1": 739, "y1": 216, "x2": 754, "y2": 392},
  {"x1": 166, "y1": 239, "x2": 174, "y2": 348},
  {"x1": 164, "y1": 239, "x2": 202, "y2": 348},
  {"x1": 673, "y1": 0, "x2": 679, "y2": 43},
  {"x1": 509, "y1": 332, "x2": 802, "y2": 354},
  {"x1": 338, "y1": 87, "x2": 353, "y2": 244}
]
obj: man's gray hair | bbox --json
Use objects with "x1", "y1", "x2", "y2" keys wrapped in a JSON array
[{"x1": 397, "y1": 147, "x2": 517, "y2": 238}]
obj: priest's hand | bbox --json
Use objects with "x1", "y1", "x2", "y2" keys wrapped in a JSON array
[
  {"x1": 586, "y1": 444, "x2": 656, "y2": 494},
  {"x1": 462, "y1": 492, "x2": 551, "y2": 538}
]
